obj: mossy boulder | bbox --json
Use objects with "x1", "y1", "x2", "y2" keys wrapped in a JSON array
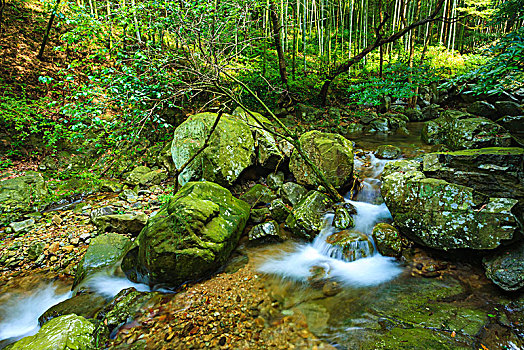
[
  {"x1": 38, "y1": 293, "x2": 107, "y2": 326},
  {"x1": 122, "y1": 181, "x2": 250, "y2": 286},
  {"x1": 73, "y1": 233, "x2": 132, "y2": 289},
  {"x1": 422, "y1": 148, "x2": 524, "y2": 203},
  {"x1": 285, "y1": 191, "x2": 333, "y2": 240},
  {"x1": 94, "y1": 288, "x2": 161, "y2": 341},
  {"x1": 240, "y1": 184, "x2": 277, "y2": 207},
  {"x1": 372, "y1": 223, "x2": 403, "y2": 257},
  {"x1": 483, "y1": 241, "x2": 524, "y2": 291},
  {"x1": 374, "y1": 145, "x2": 402, "y2": 160},
  {"x1": 290, "y1": 131, "x2": 354, "y2": 190},
  {"x1": 269, "y1": 198, "x2": 292, "y2": 223},
  {"x1": 333, "y1": 204, "x2": 355, "y2": 230},
  {"x1": 248, "y1": 221, "x2": 283, "y2": 242},
  {"x1": 92, "y1": 212, "x2": 148, "y2": 236},
  {"x1": 171, "y1": 113, "x2": 255, "y2": 187},
  {"x1": 0, "y1": 172, "x2": 47, "y2": 221},
  {"x1": 326, "y1": 230, "x2": 374, "y2": 261},
  {"x1": 6, "y1": 314, "x2": 95, "y2": 350},
  {"x1": 422, "y1": 110, "x2": 512, "y2": 150},
  {"x1": 381, "y1": 170, "x2": 520, "y2": 250},
  {"x1": 231, "y1": 108, "x2": 291, "y2": 169},
  {"x1": 280, "y1": 182, "x2": 308, "y2": 207},
  {"x1": 382, "y1": 159, "x2": 422, "y2": 178}
]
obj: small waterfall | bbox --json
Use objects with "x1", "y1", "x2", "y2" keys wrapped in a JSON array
[{"x1": 259, "y1": 151, "x2": 402, "y2": 287}]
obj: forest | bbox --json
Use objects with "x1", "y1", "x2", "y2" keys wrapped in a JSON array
[{"x1": 0, "y1": 0, "x2": 523, "y2": 349}]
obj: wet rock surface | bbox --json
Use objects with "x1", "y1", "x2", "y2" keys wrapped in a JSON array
[{"x1": 483, "y1": 241, "x2": 524, "y2": 291}]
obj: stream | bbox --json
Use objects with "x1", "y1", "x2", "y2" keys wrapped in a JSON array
[{"x1": 0, "y1": 125, "x2": 522, "y2": 349}]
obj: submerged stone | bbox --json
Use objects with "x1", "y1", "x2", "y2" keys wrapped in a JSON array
[
  {"x1": 122, "y1": 181, "x2": 250, "y2": 286},
  {"x1": 38, "y1": 293, "x2": 107, "y2": 326},
  {"x1": 289, "y1": 130, "x2": 354, "y2": 190}
]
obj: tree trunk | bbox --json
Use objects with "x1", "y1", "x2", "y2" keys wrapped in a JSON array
[
  {"x1": 37, "y1": 0, "x2": 62, "y2": 60},
  {"x1": 269, "y1": 0, "x2": 288, "y2": 87},
  {"x1": 318, "y1": 0, "x2": 445, "y2": 105}
]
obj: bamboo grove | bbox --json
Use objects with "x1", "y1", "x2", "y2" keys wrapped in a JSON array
[{"x1": 32, "y1": 0, "x2": 523, "y2": 110}]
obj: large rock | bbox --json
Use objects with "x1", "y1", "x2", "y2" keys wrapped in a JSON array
[
  {"x1": 7, "y1": 314, "x2": 95, "y2": 350},
  {"x1": 285, "y1": 191, "x2": 333, "y2": 240},
  {"x1": 0, "y1": 172, "x2": 47, "y2": 223},
  {"x1": 423, "y1": 148, "x2": 524, "y2": 203},
  {"x1": 122, "y1": 181, "x2": 250, "y2": 286},
  {"x1": 231, "y1": 107, "x2": 292, "y2": 169},
  {"x1": 422, "y1": 110, "x2": 512, "y2": 150},
  {"x1": 289, "y1": 131, "x2": 354, "y2": 190},
  {"x1": 280, "y1": 182, "x2": 308, "y2": 207},
  {"x1": 171, "y1": 113, "x2": 255, "y2": 187},
  {"x1": 73, "y1": 233, "x2": 132, "y2": 288},
  {"x1": 381, "y1": 170, "x2": 520, "y2": 250},
  {"x1": 374, "y1": 145, "x2": 402, "y2": 160},
  {"x1": 483, "y1": 241, "x2": 524, "y2": 291},
  {"x1": 239, "y1": 184, "x2": 277, "y2": 207}
]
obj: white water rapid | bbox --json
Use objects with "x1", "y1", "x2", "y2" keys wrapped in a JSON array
[{"x1": 259, "y1": 152, "x2": 403, "y2": 287}]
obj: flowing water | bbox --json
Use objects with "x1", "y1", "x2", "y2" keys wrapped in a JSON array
[{"x1": 259, "y1": 152, "x2": 402, "y2": 287}]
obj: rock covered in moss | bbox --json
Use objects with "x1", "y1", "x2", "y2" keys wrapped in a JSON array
[
  {"x1": 289, "y1": 131, "x2": 354, "y2": 190},
  {"x1": 382, "y1": 159, "x2": 422, "y2": 178},
  {"x1": 421, "y1": 110, "x2": 512, "y2": 150},
  {"x1": 280, "y1": 182, "x2": 308, "y2": 207},
  {"x1": 125, "y1": 165, "x2": 167, "y2": 188},
  {"x1": 326, "y1": 230, "x2": 374, "y2": 261},
  {"x1": 248, "y1": 221, "x2": 283, "y2": 242},
  {"x1": 285, "y1": 191, "x2": 333, "y2": 240},
  {"x1": 122, "y1": 181, "x2": 250, "y2": 286},
  {"x1": 240, "y1": 184, "x2": 277, "y2": 207},
  {"x1": 422, "y1": 148, "x2": 524, "y2": 203},
  {"x1": 333, "y1": 205, "x2": 355, "y2": 230},
  {"x1": 266, "y1": 171, "x2": 285, "y2": 191},
  {"x1": 374, "y1": 145, "x2": 402, "y2": 160},
  {"x1": 381, "y1": 170, "x2": 520, "y2": 250},
  {"x1": 0, "y1": 172, "x2": 47, "y2": 219},
  {"x1": 171, "y1": 113, "x2": 255, "y2": 187},
  {"x1": 496, "y1": 115, "x2": 524, "y2": 146},
  {"x1": 269, "y1": 198, "x2": 292, "y2": 223},
  {"x1": 92, "y1": 212, "x2": 148, "y2": 236},
  {"x1": 483, "y1": 241, "x2": 524, "y2": 291},
  {"x1": 73, "y1": 233, "x2": 132, "y2": 288},
  {"x1": 7, "y1": 314, "x2": 95, "y2": 350},
  {"x1": 372, "y1": 223, "x2": 403, "y2": 257},
  {"x1": 38, "y1": 293, "x2": 107, "y2": 326},
  {"x1": 94, "y1": 288, "x2": 161, "y2": 341}
]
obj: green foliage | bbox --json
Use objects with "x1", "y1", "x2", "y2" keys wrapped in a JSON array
[
  {"x1": 443, "y1": 27, "x2": 524, "y2": 95},
  {"x1": 344, "y1": 62, "x2": 442, "y2": 106}
]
